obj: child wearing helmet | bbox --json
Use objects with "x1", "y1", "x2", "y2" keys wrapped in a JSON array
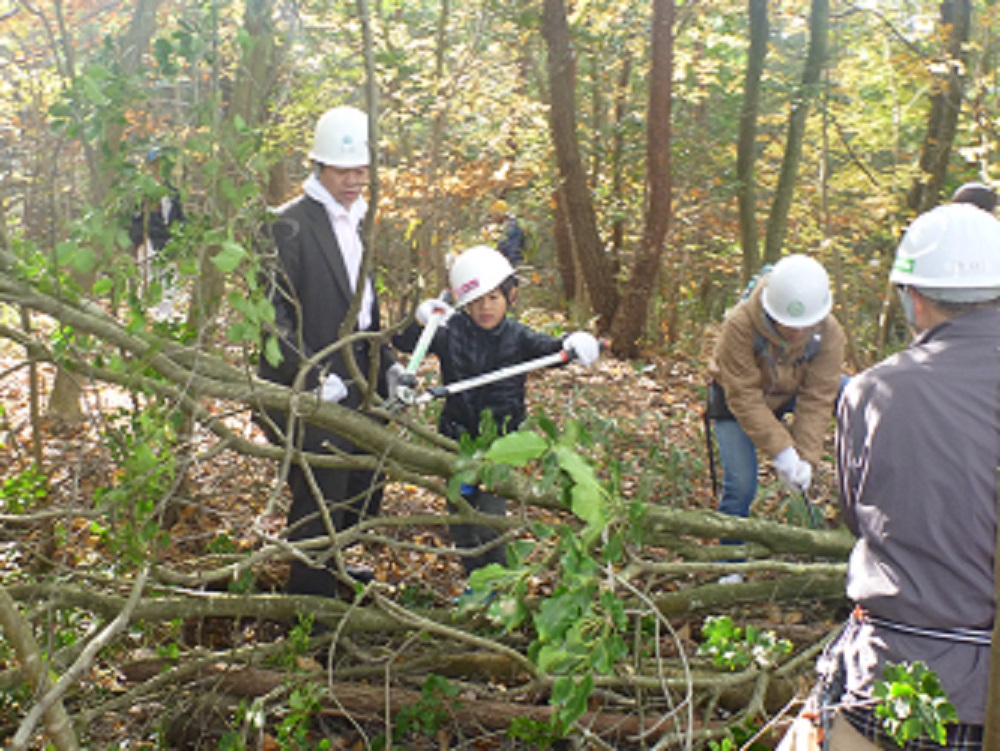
[
  {"x1": 706, "y1": 254, "x2": 846, "y2": 574},
  {"x1": 393, "y1": 245, "x2": 600, "y2": 580}
]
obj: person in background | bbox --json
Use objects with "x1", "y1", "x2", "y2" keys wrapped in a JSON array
[
  {"x1": 706, "y1": 255, "x2": 846, "y2": 582},
  {"x1": 818, "y1": 202, "x2": 1000, "y2": 749},
  {"x1": 393, "y1": 245, "x2": 600, "y2": 581},
  {"x1": 951, "y1": 181, "x2": 997, "y2": 213},
  {"x1": 129, "y1": 146, "x2": 185, "y2": 319},
  {"x1": 489, "y1": 199, "x2": 526, "y2": 266},
  {"x1": 257, "y1": 106, "x2": 407, "y2": 599}
]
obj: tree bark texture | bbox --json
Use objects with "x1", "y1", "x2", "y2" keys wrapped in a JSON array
[
  {"x1": 906, "y1": 0, "x2": 972, "y2": 214},
  {"x1": 541, "y1": 0, "x2": 618, "y2": 331},
  {"x1": 763, "y1": 0, "x2": 829, "y2": 264},
  {"x1": 609, "y1": 0, "x2": 674, "y2": 357},
  {"x1": 552, "y1": 186, "x2": 577, "y2": 301},
  {"x1": 610, "y1": 54, "x2": 632, "y2": 263},
  {"x1": 737, "y1": 0, "x2": 768, "y2": 283}
]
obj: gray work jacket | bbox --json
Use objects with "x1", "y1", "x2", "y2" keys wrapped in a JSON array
[{"x1": 836, "y1": 307, "x2": 1000, "y2": 724}]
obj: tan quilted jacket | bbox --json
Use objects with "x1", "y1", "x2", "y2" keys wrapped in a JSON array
[{"x1": 707, "y1": 279, "x2": 846, "y2": 463}]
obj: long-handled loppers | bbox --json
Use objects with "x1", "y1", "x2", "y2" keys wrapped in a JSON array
[
  {"x1": 387, "y1": 297, "x2": 452, "y2": 410},
  {"x1": 409, "y1": 349, "x2": 573, "y2": 406}
]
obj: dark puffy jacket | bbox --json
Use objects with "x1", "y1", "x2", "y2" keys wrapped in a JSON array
[{"x1": 394, "y1": 312, "x2": 563, "y2": 440}]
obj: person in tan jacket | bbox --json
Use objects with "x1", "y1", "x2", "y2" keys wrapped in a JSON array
[{"x1": 707, "y1": 255, "x2": 845, "y2": 551}]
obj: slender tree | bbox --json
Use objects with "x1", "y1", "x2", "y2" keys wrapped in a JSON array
[
  {"x1": 736, "y1": 0, "x2": 768, "y2": 282},
  {"x1": 608, "y1": 0, "x2": 675, "y2": 357},
  {"x1": 45, "y1": 0, "x2": 162, "y2": 427},
  {"x1": 906, "y1": 0, "x2": 972, "y2": 214},
  {"x1": 763, "y1": 0, "x2": 829, "y2": 264},
  {"x1": 540, "y1": 0, "x2": 618, "y2": 330},
  {"x1": 189, "y1": 0, "x2": 280, "y2": 329}
]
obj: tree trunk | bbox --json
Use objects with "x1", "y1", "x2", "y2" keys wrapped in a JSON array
[
  {"x1": 47, "y1": 0, "x2": 161, "y2": 428},
  {"x1": 420, "y1": 0, "x2": 452, "y2": 293},
  {"x1": 552, "y1": 187, "x2": 576, "y2": 302},
  {"x1": 588, "y1": 49, "x2": 604, "y2": 190},
  {"x1": 906, "y1": 0, "x2": 972, "y2": 214},
  {"x1": 763, "y1": 0, "x2": 829, "y2": 264},
  {"x1": 736, "y1": 0, "x2": 768, "y2": 283},
  {"x1": 541, "y1": 0, "x2": 618, "y2": 332},
  {"x1": 190, "y1": 0, "x2": 278, "y2": 329},
  {"x1": 608, "y1": 0, "x2": 674, "y2": 357},
  {"x1": 609, "y1": 54, "x2": 632, "y2": 266}
]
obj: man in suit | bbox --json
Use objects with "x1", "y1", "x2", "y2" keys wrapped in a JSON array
[
  {"x1": 258, "y1": 106, "x2": 405, "y2": 598},
  {"x1": 129, "y1": 146, "x2": 186, "y2": 320}
]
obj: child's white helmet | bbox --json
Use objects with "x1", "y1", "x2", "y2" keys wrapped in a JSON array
[
  {"x1": 309, "y1": 107, "x2": 369, "y2": 168},
  {"x1": 761, "y1": 254, "x2": 832, "y2": 328},
  {"x1": 449, "y1": 245, "x2": 515, "y2": 307}
]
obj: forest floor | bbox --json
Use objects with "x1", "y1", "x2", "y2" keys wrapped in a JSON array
[{"x1": 0, "y1": 326, "x2": 848, "y2": 749}]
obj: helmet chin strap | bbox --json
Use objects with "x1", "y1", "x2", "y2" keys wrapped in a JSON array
[{"x1": 896, "y1": 286, "x2": 917, "y2": 328}]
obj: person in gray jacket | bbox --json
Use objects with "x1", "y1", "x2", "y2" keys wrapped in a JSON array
[{"x1": 821, "y1": 202, "x2": 1000, "y2": 749}]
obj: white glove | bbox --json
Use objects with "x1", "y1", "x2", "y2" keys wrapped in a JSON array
[
  {"x1": 319, "y1": 373, "x2": 348, "y2": 403},
  {"x1": 773, "y1": 446, "x2": 812, "y2": 493},
  {"x1": 563, "y1": 332, "x2": 601, "y2": 366},
  {"x1": 416, "y1": 298, "x2": 454, "y2": 327}
]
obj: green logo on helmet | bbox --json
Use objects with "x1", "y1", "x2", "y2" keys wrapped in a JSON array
[
  {"x1": 786, "y1": 301, "x2": 806, "y2": 318},
  {"x1": 893, "y1": 258, "x2": 915, "y2": 273}
]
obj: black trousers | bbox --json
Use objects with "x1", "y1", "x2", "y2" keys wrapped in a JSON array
[
  {"x1": 450, "y1": 487, "x2": 507, "y2": 576},
  {"x1": 263, "y1": 409, "x2": 383, "y2": 598},
  {"x1": 285, "y1": 460, "x2": 383, "y2": 597}
]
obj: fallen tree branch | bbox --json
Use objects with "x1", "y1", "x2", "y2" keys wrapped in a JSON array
[{"x1": 0, "y1": 585, "x2": 78, "y2": 751}]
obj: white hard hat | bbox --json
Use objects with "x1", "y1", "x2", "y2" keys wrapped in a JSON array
[
  {"x1": 890, "y1": 203, "x2": 1000, "y2": 302},
  {"x1": 449, "y1": 245, "x2": 515, "y2": 307},
  {"x1": 308, "y1": 107, "x2": 369, "y2": 168},
  {"x1": 761, "y1": 254, "x2": 832, "y2": 328}
]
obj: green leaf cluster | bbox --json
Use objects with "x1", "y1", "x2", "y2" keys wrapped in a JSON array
[
  {"x1": 91, "y1": 406, "x2": 181, "y2": 565},
  {"x1": 371, "y1": 674, "x2": 461, "y2": 749},
  {"x1": 697, "y1": 615, "x2": 792, "y2": 671},
  {"x1": 873, "y1": 661, "x2": 958, "y2": 747},
  {"x1": 0, "y1": 467, "x2": 49, "y2": 514},
  {"x1": 275, "y1": 683, "x2": 330, "y2": 750},
  {"x1": 456, "y1": 421, "x2": 638, "y2": 737}
]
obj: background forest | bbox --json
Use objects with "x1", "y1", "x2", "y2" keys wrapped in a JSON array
[{"x1": 0, "y1": 0, "x2": 995, "y2": 748}]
